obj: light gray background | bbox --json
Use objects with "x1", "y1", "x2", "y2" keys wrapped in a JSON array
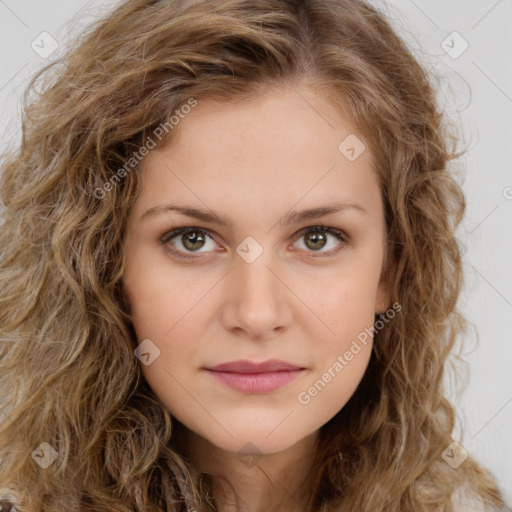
[{"x1": 1, "y1": 0, "x2": 511, "y2": 501}]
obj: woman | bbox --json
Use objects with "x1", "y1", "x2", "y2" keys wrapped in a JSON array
[{"x1": 0, "y1": 0, "x2": 509, "y2": 510}]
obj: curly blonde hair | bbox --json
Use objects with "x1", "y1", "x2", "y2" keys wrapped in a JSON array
[{"x1": 0, "y1": 0, "x2": 508, "y2": 511}]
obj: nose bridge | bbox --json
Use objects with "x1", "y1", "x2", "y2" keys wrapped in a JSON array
[
  {"x1": 234, "y1": 236, "x2": 282, "y2": 302},
  {"x1": 224, "y1": 236, "x2": 291, "y2": 335}
]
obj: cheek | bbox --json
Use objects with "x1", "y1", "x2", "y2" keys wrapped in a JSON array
[
  {"x1": 123, "y1": 278, "x2": 173, "y2": 341},
  {"x1": 122, "y1": 261, "x2": 210, "y2": 384},
  {"x1": 122, "y1": 248, "x2": 207, "y2": 341},
  {"x1": 296, "y1": 341, "x2": 372, "y2": 425},
  {"x1": 294, "y1": 262, "x2": 378, "y2": 411},
  {"x1": 124, "y1": 275, "x2": 204, "y2": 370},
  {"x1": 125, "y1": 275, "x2": 206, "y2": 420},
  {"x1": 300, "y1": 263, "x2": 381, "y2": 350},
  {"x1": 296, "y1": 272, "x2": 377, "y2": 413}
]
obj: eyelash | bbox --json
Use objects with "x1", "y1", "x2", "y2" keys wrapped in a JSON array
[{"x1": 160, "y1": 225, "x2": 349, "y2": 260}]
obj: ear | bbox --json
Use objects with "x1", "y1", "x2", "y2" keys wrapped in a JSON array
[{"x1": 374, "y1": 259, "x2": 395, "y2": 315}]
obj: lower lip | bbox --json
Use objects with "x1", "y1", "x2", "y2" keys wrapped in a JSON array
[{"x1": 205, "y1": 369, "x2": 304, "y2": 393}]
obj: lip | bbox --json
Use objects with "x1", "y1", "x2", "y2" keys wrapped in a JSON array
[
  {"x1": 205, "y1": 359, "x2": 304, "y2": 373},
  {"x1": 205, "y1": 369, "x2": 305, "y2": 393},
  {"x1": 204, "y1": 359, "x2": 306, "y2": 393}
]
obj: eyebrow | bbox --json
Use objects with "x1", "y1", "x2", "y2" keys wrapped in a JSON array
[{"x1": 140, "y1": 201, "x2": 368, "y2": 228}]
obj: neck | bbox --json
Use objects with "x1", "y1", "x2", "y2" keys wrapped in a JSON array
[{"x1": 173, "y1": 423, "x2": 319, "y2": 512}]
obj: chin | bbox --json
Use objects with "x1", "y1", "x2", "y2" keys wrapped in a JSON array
[{"x1": 207, "y1": 426, "x2": 308, "y2": 457}]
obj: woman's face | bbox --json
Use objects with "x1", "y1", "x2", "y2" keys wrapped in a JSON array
[{"x1": 122, "y1": 85, "x2": 390, "y2": 456}]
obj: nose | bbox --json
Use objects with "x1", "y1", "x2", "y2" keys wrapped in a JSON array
[{"x1": 220, "y1": 248, "x2": 293, "y2": 340}]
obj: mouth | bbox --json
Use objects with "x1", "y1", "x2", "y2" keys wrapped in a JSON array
[
  {"x1": 204, "y1": 368, "x2": 305, "y2": 393},
  {"x1": 203, "y1": 360, "x2": 306, "y2": 393}
]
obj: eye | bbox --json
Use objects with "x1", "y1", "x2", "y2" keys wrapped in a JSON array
[
  {"x1": 292, "y1": 225, "x2": 349, "y2": 256},
  {"x1": 160, "y1": 225, "x2": 349, "y2": 260},
  {"x1": 161, "y1": 226, "x2": 219, "y2": 259}
]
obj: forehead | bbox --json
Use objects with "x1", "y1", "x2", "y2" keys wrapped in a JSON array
[
  {"x1": 132, "y1": 86, "x2": 382, "y2": 225},
  {"x1": 155, "y1": 87, "x2": 362, "y2": 165}
]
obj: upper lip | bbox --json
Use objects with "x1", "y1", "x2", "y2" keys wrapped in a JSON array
[{"x1": 205, "y1": 359, "x2": 304, "y2": 373}]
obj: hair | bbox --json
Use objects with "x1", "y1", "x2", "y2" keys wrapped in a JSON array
[{"x1": 0, "y1": 0, "x2": 508, "y2": 511}]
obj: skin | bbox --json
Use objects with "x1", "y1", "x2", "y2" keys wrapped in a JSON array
[{"x1": 121, "y1": 83, "x2": 391, "y2": 512}]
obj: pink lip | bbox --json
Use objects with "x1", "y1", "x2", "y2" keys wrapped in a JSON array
[
  {"x1": 205, "y1": 359, "x2": 303, "y2": 373},
  {"x1": 206, "y1": 369, "x2": 305, "y2": 393},
  {"x1": 204, "y1": 359, "x2": 306, "y2": 393}
]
